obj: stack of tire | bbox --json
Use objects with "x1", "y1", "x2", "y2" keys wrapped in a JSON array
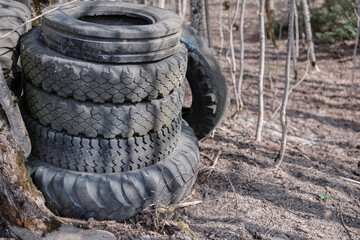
[
  {"x1": 21, "y1": 1, "x2": 200, "y2": 222},
  {"x1": 0, "y1": 0, "x2": 31, "y2": 71}
]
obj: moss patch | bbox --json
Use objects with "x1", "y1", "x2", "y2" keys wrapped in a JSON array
[{"x1": 15, "y1": 150, "x2": 41, "y2": 198}]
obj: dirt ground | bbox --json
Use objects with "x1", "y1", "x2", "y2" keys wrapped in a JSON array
[
  {"x1": 182, "y1": 1, "x2": 360, "y2": 239},
  {"x1": 1, "y1": 0, "x2": 360, "y2": 239}
]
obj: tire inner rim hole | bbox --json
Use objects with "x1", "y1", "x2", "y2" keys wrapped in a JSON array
[{"x1": 78, "y1": 14, "x2": 152, "y2": 26}]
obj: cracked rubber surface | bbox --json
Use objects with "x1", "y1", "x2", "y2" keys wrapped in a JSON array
[
  {"x1": 22, "y1": 110, "x2": 182, "y2": 173},
  {"x1": 26, "y1": 123, "x2": 199, "y2": 222},
  {"x1": 41, "y1": 1, "x2": 183, "y2": 63},
  {"x1": 20, "y1": 27, "x2": 187, "y2": 104},
  {"x1": 181, "y1": 26, "x2": 229, "y2": 139},
  {"x1": 24, "y1": 81, "x2": 184, "y2": 139}
]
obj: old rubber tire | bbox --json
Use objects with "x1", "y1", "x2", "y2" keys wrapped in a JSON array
[
  {"x1": 0, "y1": 1, "x2": 31, "y2": 70},
  {"x1": 26, "y1": 122, "x2": 199, "y2": 222},
  {"x1": 41, "y1": 1, "x2": 183, "y2": 63},
  {"x1": 2, "y1": 0, "x2": 31, "y2": 11},
  {"x1": 181, "y1": 26, "x2": 229, "y2": 139},
  {"x1": 20, "y1": 27, "x2": 187, "y2": 104},
  {"x1": 0, "y1": 1, "x2": 31, "y2": 20},
  {"x1": 24, "y1": 81, "x2": 184, "y2": 139},
  {"x1": 22, "y1": 110, "x2": 182, "y2": 173}
]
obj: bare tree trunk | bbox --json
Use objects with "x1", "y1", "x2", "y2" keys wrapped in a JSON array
[
  {"x1": 226, "y1": 0, "x2": 241, "y2": 114},
  {"x1": 171, "y1": 0, "x2": 176, "y2": 12},
  {"x1": 218, "y1": 0, "x2": 224, "y2": 55},
  {"x1": 0, "y1": 68, "x2": 61, "y2": 238},
  {"x1": 204, "y1": 0, "x2": 212, "y2": 47},
  {"x1": 351, "y1": 0, "x2": 360, "y2": 97},
  {"x1": 180, "y1": 0, "x2": 187, "y2": 19},
  {"x1": 301, "y1": 0, "x2": 319, "y2": 71},
  {"x1": 274, "y1": 0, "x2": 295, "y2": 169},
  {"x1": 265, "y1": 0, "x2": 279, "y2": 48},
  {"x1": 291, "y1": 25, "x2": 298, "y2": 81},
  {"x1": 175, "y1": 0, "x2": 181, "y2": 14},
  {"x1": 255, "y1": 0, "x2": 266, "y2": 142},
  {"x1": 295, "y1": 2, "x2": 299, "y2": 58},
  {"x1": 237, "y1": 0, "x2": 246, "y2": 112},
  {"x1": 190, "y1": 0, "x2": 204, "y2": 36},
  {"x1": 158, "y1": 0, "x2": 165, "y2": 8}
]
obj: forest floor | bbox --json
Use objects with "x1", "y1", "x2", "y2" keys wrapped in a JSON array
[
  {"x1": 1, "y1": 0, "x2": 360, "y2": 240},
  {"x1": 179, "y1": 1, "x2": 360, "y2": 239}
]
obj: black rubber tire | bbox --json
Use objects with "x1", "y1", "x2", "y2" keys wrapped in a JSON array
[
  {"x1": 20, "y1": 27, "x2": 187, "y2": 104},
  {"x1": 13, "y1": 0, "x2": 31, "y2": 10},
  {"x1": 26, "y1": 123, "x2": 199, "y2": 222},
  {"x1": 0, "y1": 1, "x2": 31, "y2": 70},
  {"x1": 181, "y1": 26, "x2": 229, "y2": 139},
  {"x1": 41, "y1": 1, "x2": 183, "y2": 63},
  {"x1": 24, "y1": 81, "x2": 184, "y2": 139},
  {"x1": 0, "y1": 1, "x2": 31, "y2": 20},
  {"x1": 22, "y1": 110, "x2": 182, "y2": 173},
  {"x1": 0, "y1": 20, "x2": 21, "y2": 70}
]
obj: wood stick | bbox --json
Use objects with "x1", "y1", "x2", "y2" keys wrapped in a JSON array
[
  {"x1": 173, "y1": 200, "x2": 203, "y2": 209},
  {"x1": 340, "y1": 176, "x2": 360, "y2": 186},
  {"x1": 255, "y1": 0, "x2": 266, "y2": 142},
  {"x1": 208, "y1": 149, "x2": 223, "y2": 176}
]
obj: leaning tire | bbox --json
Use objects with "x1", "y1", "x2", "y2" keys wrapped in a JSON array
[
  {"x1": 0, "y1": 1, "x2": 31, "y2": 70},
  {"x1": 24, "y1": 81, "x2": 184, "y2": 139},
  {"x1": 41, "y1": 1, "x2": 183, "y2": 63},
  {"x1": 181, "y1": 26, "x2": 229, "y2": 139},
  {"x1": 22, "y1": 110, "x2": 182, "y2": 173},
  {"x1": 0, "y1": 1, "x2": 31, "y2": 21},
  {"x1": 20, "y1": 27, "x2": 187, "y2": 104},
  {"x1": 26, "y1": 122, "x2": 199, "y2": 222}
]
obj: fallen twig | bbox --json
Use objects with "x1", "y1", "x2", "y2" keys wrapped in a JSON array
[
  {"x1": 198, "y1": 149, "x2": 222, "y2": 176},
  {"x1": 145, "y1": 200, "x2": 203, "y2": 214},
  {"x1": 339, "y1": 202, "x2": 354, "y2": 240},
  {"x1": 314, "y1": 82, "x2": 325, "y2": 93},
  {"x1": 173, "y1": 200, "x2": 203, "y2": 209},
  {"x1": 200, "y1": 152, "x2": 214, "y2": 162},
  {"x1": 264, "y1": 225, "x2": 277, "y2": 236},
  {"x1": 227, "y1": 177, "x2": 239, "y2": 218},
  {"x1": 199, "y1": 130, "x2": 216, "y2": 142},
  {"x1": 208, "y1": 149, "x2": 223, "y2": 177},
  {"x1": 340, "y1": 176, "x2": 360, "y2": 186}
]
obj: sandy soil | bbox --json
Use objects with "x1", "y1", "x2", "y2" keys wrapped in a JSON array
[{"x1": 1, "y1": 0, "x2": 359, "y2": 239}]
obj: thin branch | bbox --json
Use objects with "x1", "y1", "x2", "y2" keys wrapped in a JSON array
[
  {"x1": 294, "y1": 3, "x2": 299, "y2": 58},
  {"x1": 274, "y1": 0, "x2": 296, "y2": 169},
  {"x1": 351, "y1": 0, "x2": 360, "y2": 97},
  {"x1": 340, "y1": 176, "x2": 360, "y2": 186},
  {"x1": 204, "y1": 0, "x2": 213, "y2": 47},
  {"x1": 207, "y1": 149, "x2": 222, "y2": 177},
  {"x1": 226, "y1": 0, "x2": 241, "y2": 113},
  {"x1": 301, "y1": 0, "x2": 319, "y2": 71},
  {"x1": 339, "y1": 202, "x2": 354, "y2": 240},
  {"x1": 227, "y1": 177, "x2": 239, "y2": 218},
  {"x1": 271, "y1": 46, "x2": 311, "y2": 119},
  {"x1": 236, "y1": 0, "x2": 247, "y2": 114},
  {"x1": 219, "y1": 0, "x2": 224, "y2": 56}
]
